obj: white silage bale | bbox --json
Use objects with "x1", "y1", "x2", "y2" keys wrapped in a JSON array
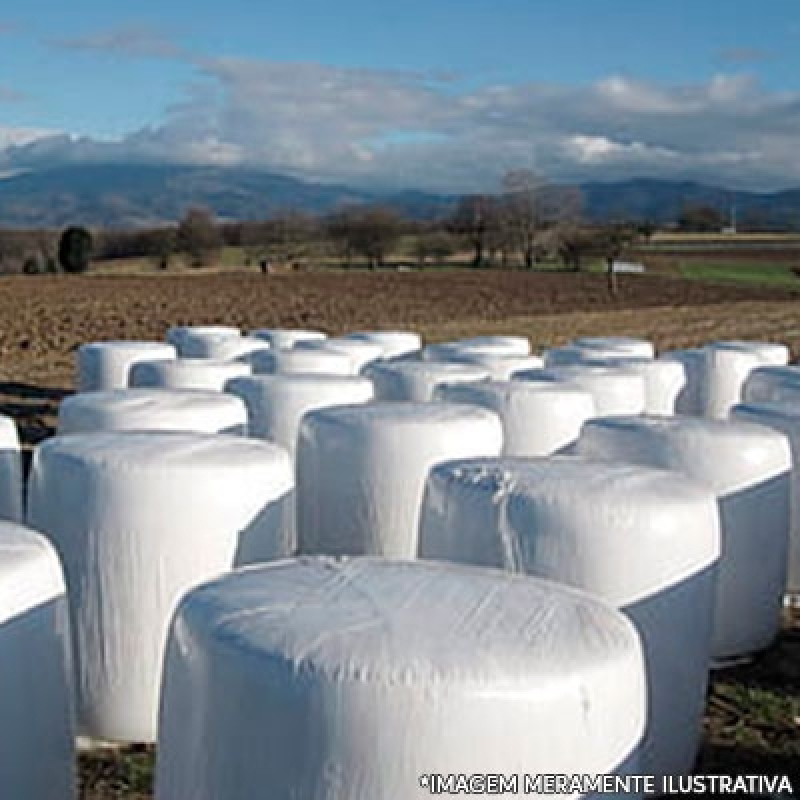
[
  {"x1": 58, "y1": 389, "x2": 248, "y2": 435},
  {"x1": 732, "y1": 402, "x2": 800, "y2": 600},
  {"x1": 582, "y1": 357, "x2": 686, "y2": 415},
  {"x1": 181, "y1": 334, "x2": 271, "y2": 362},
  {"x1": 573, "y1": 336, "x2": 655, "y2": 358},
  {"x1": 0, "y1": 522, "x2": 74, "y2": 799},
  {"x1": 129, "y1": 358, "x2": 251, "y2": 391},
  {"x1": 340, "y1": 330, "x2": 422, "y2": 359},
  {"x1": 297, "y1": 404, "x2": 503, "y2": 558},
  {"x1": 26, "y1": 432, "x2": 295, "y2": 743},
  {"x1": 77, "y1": 341, "x2": 176, "y2": 392},
  {"x1": 295, "y1": 338, "x2": 383, "y2": 372},
  {"x1": 424, "y1": 335, "x2": 531, "y2": 361},
  {"x1": 701, "y1": 343, "x2": 763, "y2": 419},
  {"x1": 661, "y1": 349, "x2": 706, "y2": 416},
  {"x1": 250, "y1": 329, "x2": 327, "y2": 349},
  {"x1": 248, "y1": 347, "x2": 354, "y2": 376},
  {"x1": 435, "y1": 381, "x2": 595, "y2": 456},
  {"x1": 419, "y1": 457, "x2": 719, "y2": 778},
  {"x1": 713, "y1": 340, "x2": 790, "y2": 367},
  {"x1": 166, "y1": 326, "x2": 240, "y2": 357},
  {"x1": 155, "y1": 558, "x2": 647, "y2": 800},
  {"x1": 226, "y1": 374, "x2": 374, "y2": 459},
  {"x1": 742, "y1": 365, "x2": 800, "y2": 405},
  {"x1": 574, "y1": 415, "x2": 791, "y2": 661},
  {"x1": 364, "y1": 361, "x2": 490, "y2": 402},
  {"x1": 515, "y1": 365, "x2": 646, "y2": 417},
  {"x1": 0, "y1": 416, "x2": 22, "y2": 523},
  {"x1": 437, "y1": 352, "x2": 544, "y2": 380}
]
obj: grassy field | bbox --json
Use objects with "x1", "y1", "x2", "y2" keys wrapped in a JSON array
[{"x1": 679, "y1": 262, "x2": 800, "y2": 289}]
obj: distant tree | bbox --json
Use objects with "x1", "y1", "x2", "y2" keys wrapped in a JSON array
[
  {"x1": 677, "y1": 204, "x2": 724, "y2": 233},
  {"x1": 500, "y1": 169, "x2": 547, "y2": 268},
  {"x1": 448, "y1": 194, "x2": 495, "y2": 267},
  {"x1": 177, "y1": 208, "x2": 221, "y2": 267},
  {"x1": 324, "y1": 206, "x2": 402, "y2": 268},
  {"x1": 58, "y1": 226, "x2": 93, "y2": 274},
  {"x1": 413, "y1": 230, "x2": 456, "y2": 266}
]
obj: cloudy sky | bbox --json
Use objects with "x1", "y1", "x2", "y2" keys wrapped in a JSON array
[{"x1": 1, "y1": 0, "x2": 799, "y2": 192}]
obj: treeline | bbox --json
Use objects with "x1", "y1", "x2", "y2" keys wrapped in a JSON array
[{"x1": 0, "y1": 170, "x2": 654, "y2": 274}]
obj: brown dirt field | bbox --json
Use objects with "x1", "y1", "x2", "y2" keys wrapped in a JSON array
[{"x1": 0, "y1": 269, "x2": 798, "y2": 798}]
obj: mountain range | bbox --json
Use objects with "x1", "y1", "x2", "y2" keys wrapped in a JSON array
[{"x1": 1, "y1": 164, "x2": 799, "y2": 230}]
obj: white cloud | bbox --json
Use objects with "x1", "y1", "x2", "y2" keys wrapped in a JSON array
[
  {"x1": 54, "y1": 24, "x2": 183, "y2": 60},
  {"x1": 3, "y1": 58, "x2": 800, "y2": 192}
]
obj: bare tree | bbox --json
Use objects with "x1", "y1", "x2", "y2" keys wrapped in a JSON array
[
  {"x1": 177, "y1": 207, "x2": 221, "y2": 267},
  {"x1": 500, "y1": 169, "x2": 547, "y2": 268},
  {"x1": 448, "y1": 195, "x2": 495, "y2": 267},
  {"x1": 324, "y1": 206, "x2": 402, "y2": 269}
]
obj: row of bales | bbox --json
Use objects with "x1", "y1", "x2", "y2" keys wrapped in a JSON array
[{"x1": 0, "y1": 326, "x2": 799, "y2": 797}]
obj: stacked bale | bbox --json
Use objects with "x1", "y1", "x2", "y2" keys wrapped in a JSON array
[
  {"x1": 0, "y1": 522, "x2": 74, "y2": 799},
  {"x1": 742, "y1": 366, "x2": 800, "y2": 405},
  {"x1": 365, "y1": 361, "x2": 490, "y2": 402},
  {"x1": 340, "y1": 331, "x2": 422, "y2": 359},
  {"x1": 250, "y1": 329, "x2": 327, "y2": 349},
  {"x1": 156, "y1": 558, "x2": 647, "y2": 800},
  {"x1": 166, "y1": 326, "x2": 240, "y2": 357},
  {"x1": 248, "y1": 347, "x2": 354, "y2": 377},
  {"x1": 575, "y1": 415, "x2": 791, "y2": 662},
  {"x1": 419, "y1": 458, "x2": 719, "y2": 778},
  {"x1": 27, "y1": 432, "x2": 294, "y2": 743},
  {"x1": 129, "y1": 359, "x2": 251, "y2": 391},
  {"x1": 77, "y1": 341, "x2": 176, "y2": 392},
  {"x1": 295, "y1": 338, "x2": 383, "y2": 372},
  {"x1": 58, "y1": 389, "x2": 248, "y2": 436},
  {"x1": 0, "y1": 416, "x2": 22, "y2": 523},
  {"x1": 424, "y1": 335, "x2": 531, "y2": 361},
  {"x1": 177, "y1": 334, "x2": 270, "y2": 362},
  {"x1": 297, "y1": 404, "x2": 503, "y2": 558}
]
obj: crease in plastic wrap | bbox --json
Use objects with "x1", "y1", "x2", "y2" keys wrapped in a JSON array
[
  {"x1": 365, "y1": 361, "x2": 490, "y2": 402},
  {"x1": 250, "y1": 329, "x2": 327, "y2": 349},
  {"x1": 226, "y1": 374, "x2": 374, "y2": 459},
  {"x1": 433, "y1": 351, "x2": 544, "y2": 381},
  {"x1": 515, "y1": 365, "x2": 646, "y2": 417},
  {"x1": 58, "y1": 389, "x2": 249, "y2": 436},
  {"x1": 0, "y1": 521, "x2": 75, "y2": 799},
  {"x1": 248, "y1": 347, "x2": 355, "y2": 377},
  {"x1": 77, "y1": 341, "x2": 177, "y2": 392},
  {"x1": 177, "y1": 334, "x2": 271, "y2": 362},
  {"x1": 297, "y1": 404, "x2": 503, "y2": 558},
  {"x1": 419, "y1": 457, "x2": 719, "y2": 779},
  {"x1": 26, "y1": 431, "x2": 294, "y2": 743},
  {"x1": 424, "y1": 335, "x2": 531, "y2": 361},
  {"x1": 732, "y1": 402, "x2": 800, "y2": 598},
  {"x1": 0, "y1": 415, "x2": 23, "y2": 523},
  {"x1": 155, "y1": 557, "x2": 646, "y2": 800},
  {"x1": 129, "y1": 358, "x2": 251, "y2": 391},
  {"x1": 295, "y1": 338, "x2": 384, "y2": 372},
  {"x1": 166, "y1": 326, "x2": 240, "y2": 357},
  {"x1": 340, "y1": 331, "x2": 422, "y2": 360},
  {"x1": 434, "y1": 381, "x2": 596, "y2": 456},
  {"x1": 700, "y1": 344, "x2": 763, "y2": 419},
  {"x1": 574, "y1": 415, "x2": 791, "y2": 661},
  {"x1": 742, "y1": 365, "x2": 800, "y2": 406},
  {"x1": 544, "y1": 338, "x2": 654, "y2": 368}
]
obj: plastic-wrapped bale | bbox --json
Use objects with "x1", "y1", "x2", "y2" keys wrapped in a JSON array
[
  {"x1": 166, "y1": 326, "x2": 240, "y2": 357},
  {"x1": 0, "y1": 522, "x2": 74, "y2": 800},
  {"x1": 661, "y1": 349, "x2": 706, "y2": 416},
  {"x1": 574, "y1": 415, "x2": 791, "y2": 661},
  {"x1": 424, "y1": 335, "x2": 530, "y2": 361},
  {"x1": 129, "y1": 358, "x2": 251, "y2": 391},
  {"x1": 515, "y1": 365, "x2": 646, "y2": 417},
  {"x1": 0, "y1": 416, "x2": 22, "y2": 523},
  {"x1": 435, "y1": 381, "x2": 595, "y2": 456},
  {"x1": 77, "y1": 341, "x2": 176, "y2": 392},
  {"x1": 732, "y1": 402, "x2": 800, "y2": 601},
  {"x1": 295, "y1": 338, "x2": 384, "y2": 373},
  {"x1": 340, "y1": 331, "x2": 422, "y2": 360},
  {"x1": 700, "y1": 343, "x2": 763, "y2": 419},
  {"x1": 250, "y1": 329, "x2": 327, "y2": 349},
  {"x1": 742, "y1": 365, "x2": 800, "y2": 405},
  {"x1": 155, "y1": 557, "x2": 646, "y2": 800},
  {"x1": 581, "y1": 358, "x2": 686, "y2": 416},
  {"x1": 26, "y1": 432, "x2": 295, "y2": 743},
  {"x1": 365, "y1": 361, "x2": 490, "y2": 402},
  {"x1": 227, "y1": 375, "x2": 374, "y2": 459},
  {"x1": 573, "y1": 336, "x2": 656, "y2": 358},
  {"x1": 58, "y1": 389, "x2": 248, "y2": 436},
  {"x1": 420, "y1": 457, "x2": 718, "y2": 778},
  {"x1": 178, "y1": 334, "x2": 271, "y2": 362},
  {"x1": 437, "y1": 352, "x2": 544, "y2": 381},
  {"x1": 712, "y1": 340, "x2": 790, "y2": 367},
  {"x1": 248, "y1": 347, "x2": 354, "y2": 376},
  {"x1": 297, "y1": 404, "x2": 503, "y2": 558}
]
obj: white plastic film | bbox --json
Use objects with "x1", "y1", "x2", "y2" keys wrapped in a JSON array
[
  {"x1": 296, "y1": 404, "x2": 503, "y2": 558},
  {"x1": 742, "y1": 365, "x2": 800, "y2": 405},
  {"x1": 0, "y1": 416, "x2": 23, "y2": 523},
  {"x1": 250, "y1": 329, "x2": 327, "y2": 349},
  {"x1": 573, "y1": 337, "x2": 655, "y2": 359},
  {"x1": 296, "y1": 338, "x2": 384, "y2": 372},
  {"x1": 166, "y1": 326, "x2": 241, "y2": 357},
  {"x1": 701, "y1": 344, "x2": 763, "y2": 419},
  {"x1": 419, "y1": 457, "x2": 718, "y2": 779},
  {"x1": 156, "y1": 557, "x2": 646, "y2": 800},
  {"x1": 129, "y1": 358, "x2": 251, "y2": 391},
  {"x1": 180, "y1": 335, "x2": 271, "y2": 362},
  {"x1": 712, "y1": 340, "x2": 790, "y2": 367},
  {"x1": 248, "y1": 347, "x2": 354, "y2": 376},
  {"x1": 26, "y1": 432, "x2": 294, "y2": 743},
  {"x1": 340, "y1": 331, "x2": 422, "y2": 359},
  {"x1": 661, "y1": 349, "x2": 706, "y2": 416},
  {"x1": 365, "y1": 361, "x2": 490, "y2": 402},
  {"x1": 77, "y1": 341, "x2": 176, "y2": 392},
  {"x1": 0, "y1": 522, "x2": 74, "y2": 800},
  {"x1": 575, "y1": 415, "x2": 791, "y2": 660},
  {"x1": 424, "y1": 335, "x2": 531, "y2": 361},
  {"x1": 435, "y1": 381, "x2": 596, "y2": 456},
  {"x1": 58, "y1": 389, "x2": 248, "y2": 436},
  {"x1": 438, "y1": 352, "x2": 544, "y2": 381}
]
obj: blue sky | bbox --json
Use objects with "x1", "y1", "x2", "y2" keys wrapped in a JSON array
[{"x1": 1, "y1": 0, "x2": 799, "y2": 191}]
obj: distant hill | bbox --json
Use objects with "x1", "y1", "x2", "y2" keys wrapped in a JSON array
[{"x1": 1, "y1": 165, "x2": 799, "y2": 230}]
